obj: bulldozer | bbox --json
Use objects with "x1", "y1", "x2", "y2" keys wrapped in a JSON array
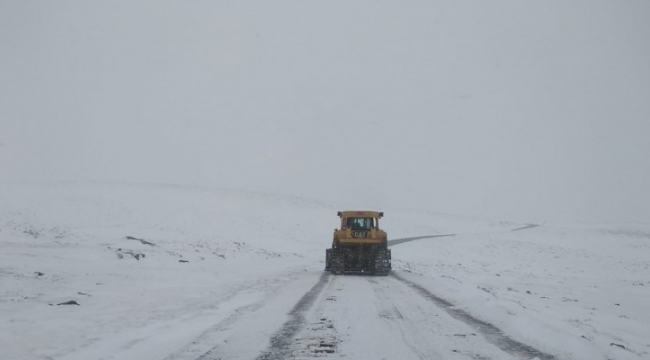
[{"x1": 325, "y1": 211, "x2": 391, "y2": 275}]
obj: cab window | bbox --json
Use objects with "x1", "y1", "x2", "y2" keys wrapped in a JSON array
[{"x1": 346, "y1": 217, "x2": 374, "y2": 230}]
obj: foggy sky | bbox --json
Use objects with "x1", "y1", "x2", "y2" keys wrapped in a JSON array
[{"x1": 1, "y1": 0, "x2": 649, "y2": 223}]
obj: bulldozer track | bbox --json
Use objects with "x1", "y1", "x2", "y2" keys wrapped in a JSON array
[
  {"x1": 367, "y1": 276, "x2": 433, "y2": 359},
  {"x1": 391, "y1": 272, "x2": 558, "y2": 360},
  {"x1": 256, "y1": 272, "x2": 331, "y2": 360},
  {"x1": 162, "y1": 268, "x2": 315, "y2": 360}
]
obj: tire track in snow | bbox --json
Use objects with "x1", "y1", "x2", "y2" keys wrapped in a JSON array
[
  {"x1": 511, "y1": 224, "x2": 541, "y2": 232},
  {"x1": 387, "y1": 223, "x2": 542, "y2": 247},
  {"x1": 163, "y1": 269, "x2": 310, "y2": 360},
  {"x1": 367, "y1": 277, "x2": 437, "y2": 360},
  {"x1": 256, "y1": 272, "x2": 331, "y2": 360},
  {"x1": 186, "y1": 227, "x2": 541, "y2": 359},
  {"x1": 388, "y1": 234, "x2": 456, "y2": 246},
  {"x1": 392, "y1": 272, "x2": 557, "y2": 360}
]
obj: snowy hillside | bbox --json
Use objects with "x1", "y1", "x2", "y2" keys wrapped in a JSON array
[
  {"x1": 1, "y1": 182, "x2": 648, "y2": 359},
  {"x1": 2, "y1": 1, "x2": 649, "y2": 359}
]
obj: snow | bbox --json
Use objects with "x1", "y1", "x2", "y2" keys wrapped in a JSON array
[
  {"x1": 394, "y1": 226, "x2": 650, "y2": 359},
  {"x1": 1, "y1": 182, "x2": 649, "y2": 359},
  {"x1": 2, "y1": 1, "x2": 650, "y2": 358},
  {"x1": 0, "y1": 182, "x2": 326, "y2": 360}
]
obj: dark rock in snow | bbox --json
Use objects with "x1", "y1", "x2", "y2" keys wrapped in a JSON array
[
  {"x1": 126, "y1": 236, "x2": 156, "y2": 246},
  {"x1": 116, "y1": 249, "x2": 145, "y2": 260},
  {"x1": 57, "y1": 300, "x2": 80, "y2": 306},
  {"x1": 179, "y1": 260, "x2": 189, "y2": 263}
]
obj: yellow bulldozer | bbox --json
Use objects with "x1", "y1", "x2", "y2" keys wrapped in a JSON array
[{"x1": 325, "y1": 211, "x2": 391, "y2": 275}]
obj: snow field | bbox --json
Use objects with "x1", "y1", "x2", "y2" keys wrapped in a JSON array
[
  {"x1": 1, "y1": 182, "x2": 649, "y2": 359},
  {"x1": 394, "y1": 226, "x2": 650, "y2": 359}
]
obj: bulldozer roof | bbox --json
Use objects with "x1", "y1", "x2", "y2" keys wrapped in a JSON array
[{"x1": 337, "y1": 210, "x2": 384, "y2": 218}]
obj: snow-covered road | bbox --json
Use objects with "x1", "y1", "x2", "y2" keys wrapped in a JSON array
[
  {"x1": 164, "y1": 253, "x2": 555, "y2": 360},
  {"x1": 2, "y1": 182, "x2": 649, "y2": 360},
  {"x1": 270, "y1": 272, "x2": 527, "y2": 360}
]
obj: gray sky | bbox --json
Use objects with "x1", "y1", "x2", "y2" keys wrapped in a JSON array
[{"x1": 1, "y1": 0, "x2": 649, "y2": 223}]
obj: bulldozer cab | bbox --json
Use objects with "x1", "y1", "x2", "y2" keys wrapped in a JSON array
[
  {"x1": 338, "y1": 211, "x2": 383, "y2": 231},
  {"x1": 345, "y1": 217, "x2": 375, "y2": 231},
  {"x1": 336, "y1": 211, "x2": 385, "y2": 240}
]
